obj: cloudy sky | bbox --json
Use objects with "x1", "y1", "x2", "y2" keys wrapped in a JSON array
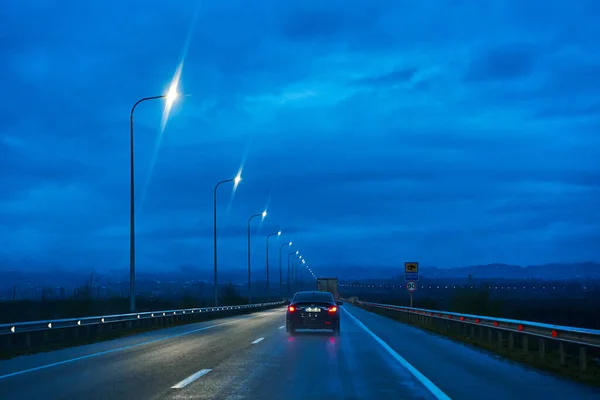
[{"x1": 1, "y1": 0, "x2": 599, "y2": 280}]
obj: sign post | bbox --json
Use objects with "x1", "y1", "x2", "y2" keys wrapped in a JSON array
[
  {"x1": 406, "y1": 281, "x2": 417, "y2": 307},
  {"x1": 404, "y1": 262, "x2": 419, "y2": 307}
]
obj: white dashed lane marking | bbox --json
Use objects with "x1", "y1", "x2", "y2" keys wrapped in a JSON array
[{"x1": 171, "y1": 369, "x2": 213, "y2": 389}]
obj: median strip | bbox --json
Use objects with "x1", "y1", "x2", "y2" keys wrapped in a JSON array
[{"x1": 171, "y1": 368, "x2": 212, "y2": 389}]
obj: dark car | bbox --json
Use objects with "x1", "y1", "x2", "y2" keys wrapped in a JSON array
[{"x1": 286, "y1": 291, "x2": 343, "y2": 335}]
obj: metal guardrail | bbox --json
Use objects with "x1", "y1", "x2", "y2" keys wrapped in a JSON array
[
  {"x1": 356, "y1": 300, "x2": 600, "y2": 372},
  {"x1": 0, "y1": 301, "x2": 285, "y2": 336},
  {"x1": 357, "y1": 301, "x2": 600, "y2": 347}
]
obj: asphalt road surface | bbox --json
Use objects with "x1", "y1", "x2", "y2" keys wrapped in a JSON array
[{"x1": 0, "y1": 304, "x2": 598, "y2": 400}]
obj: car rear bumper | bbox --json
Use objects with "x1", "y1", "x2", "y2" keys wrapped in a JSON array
[
  {"x1": 291, "y1": 320, "x2": 337, "y2": 329},
  {"x1": 287, "y1": 313, "x2": 339, "y2": 329}
]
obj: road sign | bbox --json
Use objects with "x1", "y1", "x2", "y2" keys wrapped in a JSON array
[
  {"x1": 405, "y1": 273, "x2": 419, "y2": 281},
  {"x1": 405, "y1": 262, "x2": 419, "y2": 273},
  {"x1": 406, "y1": 281, "x2": 417, "y2": 292}
]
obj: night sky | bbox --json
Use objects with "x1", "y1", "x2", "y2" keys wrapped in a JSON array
[{"x1": 1, "y1": 1, "x2": 599, "y2": 279}]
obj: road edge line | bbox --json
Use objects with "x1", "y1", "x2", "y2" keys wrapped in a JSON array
[{"x1": 342, "y1": 307, "x2": 452, "y2": 400}]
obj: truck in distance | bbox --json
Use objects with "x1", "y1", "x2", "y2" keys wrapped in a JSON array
[{"x1": 317, "y1": 277, "x2": 339, "y2": 299}]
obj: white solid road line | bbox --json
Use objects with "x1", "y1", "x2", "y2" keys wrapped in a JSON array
[
  {"x1": 342, "y1": 307, "x2": 452, "y2": 400},
  {"x1": 251, "y1": 337, "x2": 265, "y2": 344},
  {"x1": 278, "y1": 325, "x2": 285, "y2": 329},
  {"x1": 171, "y1": 368, "x2": 212, "y2": 389}
]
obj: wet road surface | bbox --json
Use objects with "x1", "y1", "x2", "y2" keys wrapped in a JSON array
[{"x1": 0, "y1": 304, "x2": 597, "y2": 399}]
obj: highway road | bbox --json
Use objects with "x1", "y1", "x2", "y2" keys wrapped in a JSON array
[{"x1": 0, "y1": 304, "x2": 598, "y2": 399}]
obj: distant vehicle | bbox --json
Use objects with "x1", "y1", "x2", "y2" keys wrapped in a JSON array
[
  {"x1": 286, "y1": 291, "x2": 342, "y2": 336},
  {"x1": 316, "y1": 277, "x2": 339, "y2": 299}
]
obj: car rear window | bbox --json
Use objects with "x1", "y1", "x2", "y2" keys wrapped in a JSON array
[{"x1": 293, "y1": 292, "x2": 333, "y2": 302}]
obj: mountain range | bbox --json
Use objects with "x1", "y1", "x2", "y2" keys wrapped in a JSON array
[{"x1": 0, "y1": 262, "x2": 597, "y2": 288}]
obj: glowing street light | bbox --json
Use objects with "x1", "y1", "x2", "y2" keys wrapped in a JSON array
[
  {"x1": 265, "y1": 230, "x2": 282, "y2": 301},
  {"x1": 247, "y1": 210, "x2": 267, "y2": 303},
  {"x1": 213, "y1": 172, "x2": 243, "y2": 306},
  {"x1": 279, "y1": 241, "x2": 292, "y2": 298},
  {"x1": 165, "y1": 82, "x2": 179, "y2": 110},
  {"x1": 128, "y1": 84, "x2": 181, "y2": 313}
]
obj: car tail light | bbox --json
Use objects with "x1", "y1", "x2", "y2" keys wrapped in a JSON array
[
  {"x1": 288, "y1": 305, "x2": 296, "y2": 312},
  {"x1": 328, "y1": 306, "x2": 338, "y2": 313}
]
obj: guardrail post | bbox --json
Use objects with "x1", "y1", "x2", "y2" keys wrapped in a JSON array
[
  {"x1": 25, "y1": 333, "x2": 31, "y2": 348},
  {"x1": 559, "y1": 342, "x2": 566, "y2": 366},
  {"x1": 497, "y1": 331, "x2": 503, "y2": 349},
  {"x1": 488, "y1": 328, "x2": 492, "y2": 342},
  {"x1": 579, "y1": 347, "x2": 587, "y2": 372},
  {"x1": 538, "y1": 339, "x2": 545, "y2": 359},
  {"x1": 522, "y1": 335, "x2": 528, "y2": 352},
  {"x1": 508, "y1": 332, "x2": 514, "y2": 350}
]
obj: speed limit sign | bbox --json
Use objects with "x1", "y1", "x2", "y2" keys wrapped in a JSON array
[{"x1": 406, "y1": 281, "x2": 417, "y2": 292}]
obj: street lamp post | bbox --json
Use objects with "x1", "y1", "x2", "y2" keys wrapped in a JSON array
[
  {"x1": 279, "y1": 242, "x2": 292, "y2": 299},
  {"x1": 265, "y1": 231, "x2": 281, "y2": 301},
  {"x1": 287, "y1": 251, "x2": 298, "y2": 297},
  {"x1": 294, "y1": 256, "x2": 302, "y2": 281},
  {"x1": 129, "y1": 89, "x2": 178, "y2": 313},
  {"x1": 300, "y1": 258, "x2": 306, "y2": 283},
  {"x1": 293, "y1": 258, "x2": 299, "y2": 292},
  {"x1": 213, "y1": 175, "x2": 241, "y2": 306},
  {"x1": 247, "y1": 210, "x2": 267, "y2": 303}
]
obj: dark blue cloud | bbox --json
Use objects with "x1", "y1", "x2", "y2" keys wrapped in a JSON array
[
  {"x1": 463, "y1": 43, "x2": 539, "y2": 82},
  {"x1": 1, "y1": 0, "x2": 599, "y2": 281},
  {"x1": 350, "y1": 67, "x2": 419, "y2": 87}
]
